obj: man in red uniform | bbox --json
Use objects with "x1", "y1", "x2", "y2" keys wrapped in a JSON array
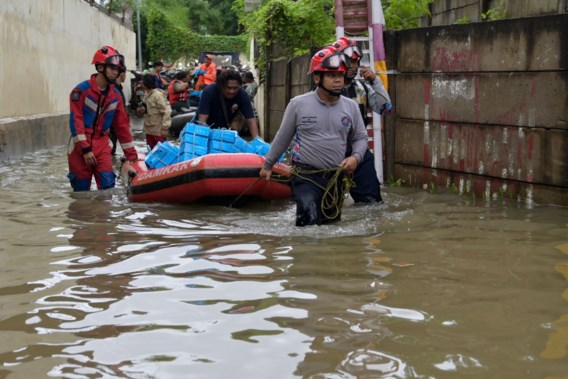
[{"x1": 67, "y1": 45, "x2": 138, "y2": 191}]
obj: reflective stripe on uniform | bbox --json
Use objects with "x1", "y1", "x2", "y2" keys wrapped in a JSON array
[
  {"x1": 121, "y1": 142, "x2": 135, "y2": 149},
  {"x1": 106, "y1": 101, "x2": 118, "y2": 112},
  {"x1": 84, "y1": 97, "x2": 98, "y2": 113}
]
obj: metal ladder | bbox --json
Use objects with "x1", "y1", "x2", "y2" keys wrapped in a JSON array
[{"x1": 335, "y1": 0, "x2": 386, "y2": 182}]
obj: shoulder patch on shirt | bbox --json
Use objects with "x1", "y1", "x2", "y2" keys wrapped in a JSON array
[{"x1": 71, "y1": 90, "x2": 81, "y2": 101}]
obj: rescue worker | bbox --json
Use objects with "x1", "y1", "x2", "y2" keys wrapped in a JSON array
[
  {"x1": 193, "y1": 54, "x2": 217, "y2": 90},
  {"x1": 260, "y1": 46, "x2": 368, "y2": 226},
  {"x1": 167, "y1": 70, "x2": 191, "y2": 113},
  {"x1": 110, "y1": 55, "x2": 127, "y2": 156},
  {"x1": 332, "y1": 37, "x2": 392, "y2": 204},
  {"x1": 67, "y1": 45, "x2": 138, "y2": 191}
]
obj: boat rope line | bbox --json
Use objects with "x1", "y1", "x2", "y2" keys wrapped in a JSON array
[
  {"x1": 229, "y1": 177, "x2": 263, "y2": 207},
  {"x1": 286, "y1": 166, "x2": 355, "y2": 220}
]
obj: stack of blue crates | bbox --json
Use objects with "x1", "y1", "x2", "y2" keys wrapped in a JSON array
[
  {"x1": 145, "y1": 141, "x2": 180, "y2": 169},
  {"x1": 233, "y1": 135, "x2": 256, "y2": 153},
  {"x1": 249, "y1": 136, "x2": 285, "y2": 162},
  {"x1": 178, "y1": 122, "x2": 210, "y2": 161},
  {"x1": 171, "y1": 124, "x2": 286, "y2": 164},
  {"x1": 249, "y1": 136, "x2": 271, "y2": 156},
  {"x1": 208, "y1": 129, "x2": 238, "y2": 154}
]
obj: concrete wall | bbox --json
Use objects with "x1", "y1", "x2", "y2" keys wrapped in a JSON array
[
  {"x1": 422, "y1": 0, "x2": 567, "y2": 26},
  {"x1": 0, "y1": 0, "x2": 136, "y2": 163},
  {"x1": 265, "y1": 14, "x2": 568, "y2": 206},
  {"x1": 390, "y1": 14, "x2": 568, "y2": 205},
  {"x1": 264, "y1": 56, "x2": 311, "y2": 142}
]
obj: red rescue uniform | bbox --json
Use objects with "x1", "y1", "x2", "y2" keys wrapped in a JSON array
[{"x1": 67, "y1": 74, "x2": 137, "y2": 191}]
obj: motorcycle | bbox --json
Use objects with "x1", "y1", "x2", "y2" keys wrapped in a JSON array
[
  {"x1": 128, "y1": 70, "x2": 145, "y2": 114},
  {"x1": 169, "y1": 105, "x2": 197, "y2": 138}
]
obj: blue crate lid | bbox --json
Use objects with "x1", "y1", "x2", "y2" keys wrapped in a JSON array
[
  {"x1": 180, "y1": 133, "x2": 209, "y2": 147},
  {"x1": 181, "y1": 122, "x2": 211, "y2": 138},
  {"x1": 210, "y1": 129, "x2": 237, "y2": 142}
]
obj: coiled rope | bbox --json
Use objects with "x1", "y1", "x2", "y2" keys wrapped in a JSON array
[{"x1": 285, "y1": 166, "x2": 355, "y2": 220}]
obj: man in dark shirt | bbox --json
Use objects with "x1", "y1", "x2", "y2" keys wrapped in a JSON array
[{"x1": 197, "y1": 69, "x2": 259, "y2": 138}]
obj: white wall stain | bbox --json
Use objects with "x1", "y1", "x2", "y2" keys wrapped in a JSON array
[
  {"x1": 525, "y1": 185, "x2": 534, "y2": 208},
  {"x1": 485, "y1": 181, "x2": 491, "y2": 202},
  {"x1": 424, "y1": 104, "x2": 430, "y2": 144},
  {"x1": 508, "y1": 152, "x2": 515, "y2": 178},
  {"x1": 440, "y1": 124, "x2": 448, "y2": 159},
  {"x1": 451, "y1": 138, "x2": 459, "y2": 165},
  {"x1": 478, "y1": 160, "x2": 484, "y2": 175},
  {"x1": 431, "y1": 132, "x2": 439, "y2": 167},
  {"x1": 517, "y1": 112, "x2": 525, "y2": 126},
  {"x1": 527, "y1": 168, "x2": 534, "y2": 183},
  {"x1": 431, "y1": 76, "x2": 475, "y2": 101},
  {"x1": 528, "y1": 108, "x2": 536, "y2": 128}
]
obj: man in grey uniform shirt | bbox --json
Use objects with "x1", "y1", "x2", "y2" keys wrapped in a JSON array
[
  {"x1": 260, "y1": 46, "x2": 368, "y2": 227},
  {"x1": 332, "y1": 37, "x2": 392, "y2": 204}
]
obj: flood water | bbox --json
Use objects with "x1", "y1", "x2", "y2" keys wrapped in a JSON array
[{"x1": 1, "y1": 139, "x2": 567, "y2": 378}]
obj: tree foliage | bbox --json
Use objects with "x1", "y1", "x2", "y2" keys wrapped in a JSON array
[
  {"x1": 94, "y1": 0, "x2": 433, "y2": 69},
  {"x1": 233, "y1": 0, "x2": 335, "y2": 75},
  {"x1": 383, "y1": 0, "x2": 433, "y2": 30},
  {"x1": 233, "y1": 0, "x2": 433, "y2": 72},
  {"x1": 131, "y1": 0, "x2": 246, "y2": 67}
]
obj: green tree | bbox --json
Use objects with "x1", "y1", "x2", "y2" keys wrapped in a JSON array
[
  {"x1": 233, "y1": 0, "x2": 432, "y2": 75},
  {"x1": 233, "y1": 0, "x2": 335, "y2": 74},
  {"x1": 383, "y1": 0, "x2": 433, "y2": 30}
]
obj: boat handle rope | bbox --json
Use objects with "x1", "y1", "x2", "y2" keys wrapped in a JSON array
[{"x1": 239, "y1": 166, "x2": 354, "y2": 219}]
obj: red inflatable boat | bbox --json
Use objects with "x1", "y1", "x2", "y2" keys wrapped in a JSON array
[{"x1": 121, "y1": 153, "x2": 292, "y2": 204}]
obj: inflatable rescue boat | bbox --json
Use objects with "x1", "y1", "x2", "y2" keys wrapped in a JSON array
[{"x1": 122, "y1": 153, "x2": 291, "y2": 204}]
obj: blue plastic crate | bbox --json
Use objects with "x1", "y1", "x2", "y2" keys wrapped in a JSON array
[
  {"x1": 177, "y1": 151, "x2": 200, "y2": 163},
  {"x1": 145, "y1": 141, "x2": 180, "y2": 169},
  {"x1": 233, "y1": 136, "x2": 255, "y2": 153},
  {"x1": 249, "y1": 136, "x2": 270, "y2": 154},
  {"x1": 180, "y1": 143, "x2": 208, "y2": 157},
  {"x1": 210, "y1": 129, "x2": 237, "y2": 143},
  {"x1": 180, "y1": 132, "x2": 209, "y2": 148},
  {"x1": 180, "y1": 122, "x2": 211, "y2": 139},
  {"x1": 208, "y1": 139, "x2": 237, "y2": 153}
]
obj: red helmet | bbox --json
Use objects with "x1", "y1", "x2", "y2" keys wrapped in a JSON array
[
  {"x1": 91, "y1": 45, "x2": 123, "y2": 66},
  {"x1": 332, "y1": 37, "x2": 362, "y2": 61},
  {"x1": 307, "y1": 46, "x2": 349, "y2": 75}
]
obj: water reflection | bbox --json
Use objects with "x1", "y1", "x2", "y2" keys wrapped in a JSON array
[{"x1": 1, "y1": 147, "x2": 568, "y2": 378}]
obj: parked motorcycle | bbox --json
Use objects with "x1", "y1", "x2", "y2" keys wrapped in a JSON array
[
  {"x1": 128, "y1": 70, "x2": 145, "y2": 114},
  {"x1": 169, "y1": 106, "x2": 197, "y2": 138}
]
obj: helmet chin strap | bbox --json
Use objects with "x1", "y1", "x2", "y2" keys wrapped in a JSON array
[
  {"x1": 98, "y1": 65, "x2": 116, "y2": 84},
  {"x1": 317, "y1": 81, "x2": 342, "y2": 97}
]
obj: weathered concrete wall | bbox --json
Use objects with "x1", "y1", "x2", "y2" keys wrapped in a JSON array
[
  {"x1": 391, "y1": 14, "x2": 568, "y2": 205},
  {"x1": 422, "y1": 0, "x2": 566, "y2": 26},
  {"x1": 0, "y1": 0, "x2": 136, "y2": 163},
  {"x1": 264, "y1": 56, "x2": 311, "y2": 141},
  {"x1": 265, "y1": 14, "x2": 568, "y2": 205}
]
